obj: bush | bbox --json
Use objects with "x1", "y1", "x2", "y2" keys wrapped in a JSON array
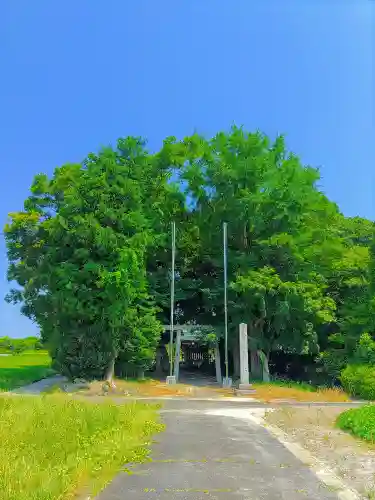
[
  {"x1": 340, "y1": 364, "x2": 375, "y2": 400},
  {"x1": 51, "y1": 334, "x2": 110, "y2": 380},
  {"x1": 353, "y1": 332, "x2": 375, "y2": 364},
  {"x1": 319, "y1": 349, "x2": 348, "y2": 382},
  {"x1": 336, "y1": 404, "x2": 375, "y2": 443}
]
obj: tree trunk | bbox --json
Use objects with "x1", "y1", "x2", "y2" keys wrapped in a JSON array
[
  {"x1": 155, "y1": 345, "x2": 166, "y2": 376},
  {"x1": 250, "y1": 350, "x2": 262, "y2": 379},
  {"x1": 243, "y1": 223, "x2": 248, "y2": 250},
  {"x1": 105, "y1": 350, "x2": 117, "y2": 388},
  {"x1": 258, "y1": 350, "x2": 270, "y2": 382},
  {"x1": 232, "y1": 337, "x2": 240, "y2": 378},
  {"x1": 214, "y1": 342, "x2": 222, "y2": 384}
]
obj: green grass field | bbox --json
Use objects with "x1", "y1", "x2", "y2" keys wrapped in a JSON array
[
  {"x1": 0, "y1": 351, "x2": 53, "y2": 390},
  {"x1": 0, "y1": 395, "x2": 162, "y2": 500},
  {"x1": 336, "y1": 404, "x2": 375, "y2": 443}
]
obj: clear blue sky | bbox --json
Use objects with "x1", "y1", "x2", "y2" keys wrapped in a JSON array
[{"x1": 1, "y1": 1, "x2": 373, "y2": 338}]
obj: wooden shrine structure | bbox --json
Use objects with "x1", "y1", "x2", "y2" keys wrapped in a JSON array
[{"x1": 155, "y1": 325, "x2": 222, "y2": 384}]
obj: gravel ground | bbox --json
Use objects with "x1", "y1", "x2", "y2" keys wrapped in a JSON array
[{"x1": 265, "y1": 406, "x2": 375, "y2": 498}]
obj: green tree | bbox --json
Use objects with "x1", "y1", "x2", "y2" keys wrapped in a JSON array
[
  {"x1": 5, "y1": 127, "x2": 374, "y2": 384},
  {"x1": 160, "y1": 128, "x2": 341, "y2": 369},
  {"x1": 318, "y1": 216, "x2": 375, "y2": 379},
  {"x1": 4, "y1": 137, "x2": 173, "y2": 380},
  {"x1": 231, "y1": 267, "x2": 335, "y2": 360}
]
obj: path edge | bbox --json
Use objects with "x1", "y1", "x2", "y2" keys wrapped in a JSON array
[
  {"x1": 206, "y1": 407, "x2": 362, "y2": 500},
  {"x1": 260, "y1": 414, "x2": 362, "y2": 500}
]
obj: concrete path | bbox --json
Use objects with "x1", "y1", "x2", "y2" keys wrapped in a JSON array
[
  {"x1": 97, "y1": 400, "x2": 350, "y2": 500},
  {"x1": 105, "y1": 397, "x2": 366, "y2": 408},
  {"x1": 11, "y1": 375, "x2": 67, "y2": 394}
]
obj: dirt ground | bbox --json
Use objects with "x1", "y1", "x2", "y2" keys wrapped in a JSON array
[
  {"x1": 71, "y1": 379, "x2": 233, "y2": 398},
  {"x1": 67, "y1": 377, "x2": 349, "y2": 403},
  {"x1": 265, "y1": 406, "x2": 375, "y2": 499}
]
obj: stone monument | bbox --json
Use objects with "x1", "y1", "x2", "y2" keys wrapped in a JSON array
[{"x1": 238, "y1": 323, "x2": 254, "y2": 394}]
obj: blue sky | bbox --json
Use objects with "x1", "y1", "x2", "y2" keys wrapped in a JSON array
[{"x1": 0, "y1": 1, "x2": 373, "y2": 338}]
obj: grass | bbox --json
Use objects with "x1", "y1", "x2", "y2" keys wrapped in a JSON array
[
  {"x1": 252, "y1": 380, "x2": 349, "y2": 402},
  {"x1": 0, "y1": 351, "x2": 53, "y2": 391},
  {"x1": 0, "y1": 395, "x2": 163, "y2": 500},
  {"x1": 336, "y1": 404, "x2": 375, "y2": 443}
]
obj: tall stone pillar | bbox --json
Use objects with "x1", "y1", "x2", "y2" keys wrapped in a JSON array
[{"x1": 238, "y1": 323, "x2": 252, "y2": 391}]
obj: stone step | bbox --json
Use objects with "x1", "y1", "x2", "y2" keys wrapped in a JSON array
[
  {"x1": 238, "y1": 383, "x2": 254, "y2": 391},
  {"x1": 235, "y1": 384, "x2": 256, "y2": 397},
  {"x1": 235, "y1": 389, "x2": 256, "y2": 396}
]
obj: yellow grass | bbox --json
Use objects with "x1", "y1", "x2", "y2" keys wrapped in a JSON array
[
  {"x1": 79, "y1": 379, "x2": 200, "y2": 397},
  {"x1": 252, "y1": 384, "x2": 350, "y2": 402},
  {"x1": 72, "y1": 377, "x2": 350, "y2": 403}
]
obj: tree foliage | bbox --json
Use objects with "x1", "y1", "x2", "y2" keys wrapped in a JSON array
[
  {"x1": 0, "y1": 336, "x2": 43, "y2": 354},
  {"x1": 4, "y1": 138, "x2": 180, "y2": 379},
  {"x1": 159, "y1": 129, "x2": 348, "y2": 358},
  {"x1": 4, "y1": 127, "x2": 374, "y2": 381}
]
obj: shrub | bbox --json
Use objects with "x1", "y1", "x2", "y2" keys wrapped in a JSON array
[
  {"x1": 319, "y1": 349, "x2": 348, "y2": 382},
  {"x1": 340, "y1": 364, "x2": 375, "y2": 400},
  {"x1": 51, "y1": 334, "x2": 111, "y2": 380},
  {"x1": 336, "y1": 404, "x2": 375, "y2": 443},
  {"x1": 353, "y1": 332, "x2": 375, "y2": 364}
]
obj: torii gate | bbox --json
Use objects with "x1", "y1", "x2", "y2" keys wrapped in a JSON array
[{"x1": 162, "y1": 324, "x2": 222, "y2": 384}]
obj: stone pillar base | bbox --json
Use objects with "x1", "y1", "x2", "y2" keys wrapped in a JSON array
[
  {"x1": 166, "y1": 375, "x2": 176, "y2": 385},
  {"x1": 236, "y1": 383, "x2": 256, "y2": 396},
  {"x1": 222, "y1": 377, "x2": 233, "y2": 388},
  {"x1": 238, "y1": 383, "x2": 253, "y2": 390}
]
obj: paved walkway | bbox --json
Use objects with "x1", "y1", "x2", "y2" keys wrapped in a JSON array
[
  {"x1": 104, "y1": 397, "x2": 365, "y2": 408},
  {"x1": 97, "y1": 400, "x2": 351, "y2": 499},
  {"x1": 4, "y1": 377, "x2": 363, "y2": 497},
  {"x1": 11, "y1": 375, "x2": 67, "y2": 394}
]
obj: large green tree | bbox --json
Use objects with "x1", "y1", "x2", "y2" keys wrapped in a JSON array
[
  {"x1": 5, "y1": 127, "x2": 374, "y2": 383},
  {"x1": 5, "y1": 137, "x2": 181, "y2": 380},
  {"x1": 318, "y1": 216, "x2": 375, "y2": 379},
  {"x1": 156, "y1": 127, "x2": 363, "y2": 375}
]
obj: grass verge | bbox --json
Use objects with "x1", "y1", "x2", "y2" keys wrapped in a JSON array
[
  {"x1": 0, "y1": 351, "x2": 53, "y2": 391},
  {"x1": 0, "y1": 395, "x2": 163, "y2": 500},
  {"x1": 252, "y1": 381, "x2": 349, "y2": 402},
  {"x1": 265, "y1": 406, "x2": 375, "y2": 497},
  {"x1": 336, "y1": 404, "x2": 375, "y2": 443}
]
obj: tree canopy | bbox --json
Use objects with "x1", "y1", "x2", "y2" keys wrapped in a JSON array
[{"x1": 5, "y1": 127, "x2": 374, "y2": 381}]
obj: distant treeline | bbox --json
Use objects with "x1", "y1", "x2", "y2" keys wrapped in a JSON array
[{"x1": 0, "y1": 336, "x2": 44, "y2": 354}]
